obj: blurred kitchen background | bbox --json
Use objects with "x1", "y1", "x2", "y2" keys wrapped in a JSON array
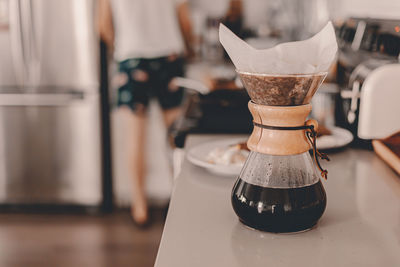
[{"x1": 0, "y1": 0, "x2": 399, "y2": 266}]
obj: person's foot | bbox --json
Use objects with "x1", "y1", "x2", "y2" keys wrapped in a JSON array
[{"x1": 131, "y1": 199, "x2": 149, "y2": 227}]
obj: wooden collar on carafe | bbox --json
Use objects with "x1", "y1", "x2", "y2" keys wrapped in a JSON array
[
  {"x1": 247, "y1": 101, "x2": 329, "y2": 179},
  {"x1": 247, "y1": 101, "x2": 316, "y2": 155}
]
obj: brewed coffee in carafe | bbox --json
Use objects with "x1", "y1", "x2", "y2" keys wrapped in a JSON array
[
  {"x1": 231, "y1": 72, "x2": 328, "y2": 233},
  {"x1": 232, "y1": 151, "x2": 326, "y2": 232}
]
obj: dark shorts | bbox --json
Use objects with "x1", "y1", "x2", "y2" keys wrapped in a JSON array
[{"x1": 116, "y1": 56, "x2": 185, "y2": 112}]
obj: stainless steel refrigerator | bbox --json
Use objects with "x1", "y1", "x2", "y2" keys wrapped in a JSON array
[{"x1": 0, "y1": 0, "x2": 102, "y2": 207}]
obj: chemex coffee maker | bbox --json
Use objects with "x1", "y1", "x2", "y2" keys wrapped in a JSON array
[
  {"x1": 231, "y1": 72, "x2": 330, "y2": 233},
  {"x1": 219, "y1": 21, "x2": 337, "y2": 233}
]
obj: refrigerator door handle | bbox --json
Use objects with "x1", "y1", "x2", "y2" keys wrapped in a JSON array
[
  {"x1": 24, "y1": 0, "x2": 41, "y2": 86},
  {"x1": 8, "y1": 0, "x2": 26, "y2": 86},
  {"x1": 0, "y1": 93, "x2": 85, "y2": 106}
]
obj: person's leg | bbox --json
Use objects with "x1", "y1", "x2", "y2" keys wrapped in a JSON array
[
  {"x1": 126, "y1": 105, "x2": 148, "y2": 225},
  {"x1": 162, "y1": 106, "x2": 182, "y2": 128},
  {"x1": 158, "y1": 56, "x2": 185, "y2": 129},
  {"x1": 116, "y1": 59, "x2": 150, "y2": 224},
  {"x1": 157, "y1": 57, "x2": 185, "y2": 181}
]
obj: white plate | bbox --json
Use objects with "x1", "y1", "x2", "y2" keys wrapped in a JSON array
[
  {"x1": 187, "y1": 129, "x2": 352, "y2": 176},
  {"x1": 187, "y1": 137, "x2": 247, "y2": 176},
  {"x1": 316, "y1": 127, "x2": 353, "y2": 150}
]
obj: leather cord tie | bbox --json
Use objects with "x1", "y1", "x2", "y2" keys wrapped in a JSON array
[{"x1": 253, "y1": 122, "x2": 330, "y2": 179}]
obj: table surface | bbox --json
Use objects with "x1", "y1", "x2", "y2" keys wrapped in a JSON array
[{"x1": 155, "y1": 134, "x2": 400, "y2": 267}]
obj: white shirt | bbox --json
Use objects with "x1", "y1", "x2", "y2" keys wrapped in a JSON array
[{"x1": 111, "y1": 0, "x2": 186, "y2": 60}]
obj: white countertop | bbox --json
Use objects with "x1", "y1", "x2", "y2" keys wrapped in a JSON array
[{"x1": 155, "y1": 134, "x2": 400, "y2": 267}]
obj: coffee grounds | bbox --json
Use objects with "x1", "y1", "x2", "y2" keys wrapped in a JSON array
[{"x1": 239, "y1": 73, "x2": 325, "y2": 106}]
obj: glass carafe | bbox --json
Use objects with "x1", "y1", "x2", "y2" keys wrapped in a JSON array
[{"x1": 232, "y1": 71, "x2": 328, "y2": 233}]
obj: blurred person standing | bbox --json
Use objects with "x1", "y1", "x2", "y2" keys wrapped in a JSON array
[{"x1": 98, "y1": 0, "x2": 193, "y2": 225}]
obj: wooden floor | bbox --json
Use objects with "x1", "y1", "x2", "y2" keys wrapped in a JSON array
[{"x1": 0, "y1": 211, "x2": 165, "y2": 267}]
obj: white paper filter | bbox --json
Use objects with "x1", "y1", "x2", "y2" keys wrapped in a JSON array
[{"x1": 219, "y1": 22, "x2": 338, "y2": 74}]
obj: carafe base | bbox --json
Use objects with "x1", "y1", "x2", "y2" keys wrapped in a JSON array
[
  {"x1": 232, "y1": 179, "x2": 327, "y2": 233},
  {"x1": 239, "y1": 219, "x2": 317, "y2": 234}
]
